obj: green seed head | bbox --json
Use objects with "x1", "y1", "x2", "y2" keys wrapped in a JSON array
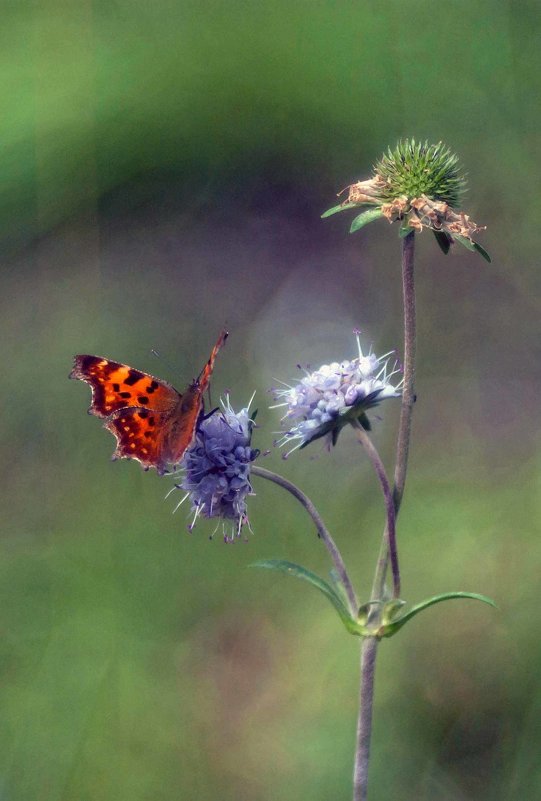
[
  {"x1": 375, "y1": 139, "x2": 466, "y2": 208},
  {"x1": 321, "y1": 138, "x2": 490, "y2": 261}
]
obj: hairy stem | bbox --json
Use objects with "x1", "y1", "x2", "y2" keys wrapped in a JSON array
[
  {"x1": 353, "y1": 232, "x2": 416, "y2": 801},
  {"x1": 393, "y1": 231, "x2": 417, "y2": 513},
  {"x1": 251, "y1": 465, "x2": 358, "y2": 615},
  {"x1": 372, "y1": 231, "x2": 417, "y2": 600},
  {"x1": 353, "y1": 424, "x2": 399, "y2": 598},
  {"x1": 353, "y1": 637, "x2": 378, "y2": 801}
]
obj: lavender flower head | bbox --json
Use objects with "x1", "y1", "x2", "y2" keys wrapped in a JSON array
[
  {"x1": 271, "y1": 332, "x2": 402, "y2": 457},
  {"x1": 171, "y1": 397, "x2": 258, "y2": 542}
]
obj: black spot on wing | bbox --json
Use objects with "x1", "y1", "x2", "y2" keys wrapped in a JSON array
[{"x1": 124, "y1": 370, "x2": 144, "y2": 386}]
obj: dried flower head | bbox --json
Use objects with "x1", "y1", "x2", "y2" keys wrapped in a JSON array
[
  {"x1": 271, "y1": 333, "x2": 402, "y2": 457},
  {"x1": 170, "y1": 397, "x2": 259, "y2": 542},
  {"x1": 322, "y1": 139, "x2": 490, "y2": 262}
]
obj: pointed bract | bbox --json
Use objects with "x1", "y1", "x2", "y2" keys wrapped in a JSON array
[{"x1": 322, "y1": 139, "x2": 490, "y2": 261}]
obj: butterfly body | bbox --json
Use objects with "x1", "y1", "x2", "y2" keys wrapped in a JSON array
[{"x1": 70, "y1": 331, "x2": 228, "y2": 475}]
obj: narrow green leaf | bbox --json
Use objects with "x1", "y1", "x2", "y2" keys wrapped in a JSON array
[
  {"x1": 357, "y1": 603, "x2": 372, "y2": 626},
  {"x1": 349, "y1": 207, "x2": 384, "y2": 233},
  {"x1": 381, "y1": 599, "x2": 406, "y2": 624},
  {"x1": 455, "y1": 235, "x2": 491, "y2": 262},
  {"x1": 433, "y1": 229, "x2": 452, "y2": 255},
  {"x1": 383, "y1": 591, "x2": 497, "y2": 637},
  {"x1": 329, "y1": 568, "x2": 352, "y2": 611},
  {"x1": 251, "y1": 559, "x2": 357, "y2": 631},
  {"x1": 321, "y1": 202, "x2": 360, "y2": 219},
  {"x1": 473, "y1": 242, "x2": 492, "y2": 263},
  {"x1": 454, "y1": 234, "x2": 476, "y2": 252}
]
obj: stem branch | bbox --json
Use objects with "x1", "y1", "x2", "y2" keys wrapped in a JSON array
[
  {"x1": 353, "y1": 424, "x2": 399, "y2": 598},
  {"x1": 251, "y1": 465, "x2": 358, "y2": 615}
]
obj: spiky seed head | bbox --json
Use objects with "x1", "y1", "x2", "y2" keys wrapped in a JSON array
[
  {"x1": 321, "y1": 139, "x2": 490, "y2": 261},
  {"x1": 375, "y1": 139, "x2": 466, "y2": 208}
]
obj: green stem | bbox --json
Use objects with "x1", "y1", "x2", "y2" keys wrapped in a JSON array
[{"x1": 251, "y1": 465, "x2": 358, "y2": 616}]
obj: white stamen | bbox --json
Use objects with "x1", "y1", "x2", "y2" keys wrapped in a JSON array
[{"x1": 172, "y1": 492, "x2": 190, "y2": 514}]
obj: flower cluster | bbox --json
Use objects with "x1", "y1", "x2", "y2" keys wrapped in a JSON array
[
  {"x1": 172, "y1": 398, "x2": 259, "y2": 542},
  {"x1": 271, "y1": 333, "x2": 402, "y2": 457},
  {"x1": 322, "y1": 139, "x2": 490, "y2": 262}
]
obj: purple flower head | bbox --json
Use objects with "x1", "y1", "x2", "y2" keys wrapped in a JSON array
[
  {"x1": 171, "y1": 397, "x2": 259, "y2": 542},
  {"x1": 271, "y1": 332, "x2": 402, "y2": 457}
]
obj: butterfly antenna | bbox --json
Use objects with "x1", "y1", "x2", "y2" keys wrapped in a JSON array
[{"x1": 150, "y1": 349, "x2": 181, "y2": 376}]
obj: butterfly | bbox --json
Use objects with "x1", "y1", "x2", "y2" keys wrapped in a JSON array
[{"x1": 70, "y1": 330, "x2": 228, "y2": 475}]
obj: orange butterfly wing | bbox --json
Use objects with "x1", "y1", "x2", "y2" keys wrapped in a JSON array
[
  {"x1": 69, "y1": 355, "x2": 180, "y2": 418},
  {"x1": 104, "y1": 406, "x2": 181, "y2": 474},
  {"x1": 196, "y1": 329, "x2": 228, "y2": 395},
  {"x1": 70, "y1": 330, "x2": 228, "y2": 475}
]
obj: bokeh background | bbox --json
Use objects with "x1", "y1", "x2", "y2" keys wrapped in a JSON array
[{"x1": 1, "y1": 3, "x2": 540, "y2": 799}]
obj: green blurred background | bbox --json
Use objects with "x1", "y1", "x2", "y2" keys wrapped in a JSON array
[{"x1": 1, "y1": 2, "x2": 540, "y2": 799}]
